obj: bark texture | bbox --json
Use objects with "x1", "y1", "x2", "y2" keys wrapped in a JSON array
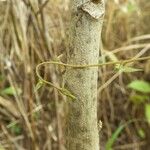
[{"x1": 64, "y1": 0, "x2": 105, "y2": 150}]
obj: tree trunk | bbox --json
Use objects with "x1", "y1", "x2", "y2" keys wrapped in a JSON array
[{"x1": 64, "y1": 0, "x2": 105, "y2": 150}]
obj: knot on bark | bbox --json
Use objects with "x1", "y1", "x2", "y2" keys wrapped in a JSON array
[{"x1": 80, "y1": 0, "x2": 105, "y2": 19}]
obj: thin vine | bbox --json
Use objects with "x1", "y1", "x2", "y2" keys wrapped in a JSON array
[{"x1": 36, "y1": 55, "x2": 150, "y2": 100}]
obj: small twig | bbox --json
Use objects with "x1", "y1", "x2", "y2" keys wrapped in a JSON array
[
  {"x1": 114, "y1": 141, "x2": 146, "y2": 149},
  {"x1": 36, "y1": 0, "x2": 49, "y2": 15}
]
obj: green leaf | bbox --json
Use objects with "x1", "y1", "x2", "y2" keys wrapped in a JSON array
[
  {"x1": 34, "y1": 80, "x2": 44, "y2": 92},
  {"x1": 0, "y1": 86, "x2": 22, "y2": 96},
  {"x1": 130, "y1": 94, "x2": 149, "y2": 104},
  {"x1": 128, "y1": 80, "x2": 150, "y2": 93},
  {"x1": 121, "y1": 1, "x2": 138, "y2": 14},
  {"x1": 60, "y1": 88, "x2": 76, "y2": 100},
  {"x1": 106, "y1": 120, "x2": 137, "y2": 150},
  {"x1": 115, "y1": 64, "x2": 142, "y2": 73},
  {"x1": 127, "y1": 2, "x2": 138, "y2": 13},
  {"x1": 106, "y1": 125, "x2": 124, "y2": 150},
  {"x1": 10, "y1": 124, "x2": 22, "y2": 135},
  {"x1": 32, "y1": 111, "x2": 40, "y2": 120},
  {"x1": 137, "y1": 129, "x2": 146, "y2": 139},
  {"x1": 145, "y1": 104, "x2": 150, "y2": 124}
]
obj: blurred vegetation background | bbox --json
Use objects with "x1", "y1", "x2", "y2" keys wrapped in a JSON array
[{"x1": 0, "y1": 0, "x2": 150, "y2": 149}]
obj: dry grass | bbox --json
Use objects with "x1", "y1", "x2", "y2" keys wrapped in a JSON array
[{"x1": 0, "y1": 0, "x2": 150, "y2": 149}]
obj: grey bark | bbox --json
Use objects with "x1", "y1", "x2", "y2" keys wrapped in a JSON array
[{"x1": 64, "y1": 0, "x2": 105, "y2": 150}]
